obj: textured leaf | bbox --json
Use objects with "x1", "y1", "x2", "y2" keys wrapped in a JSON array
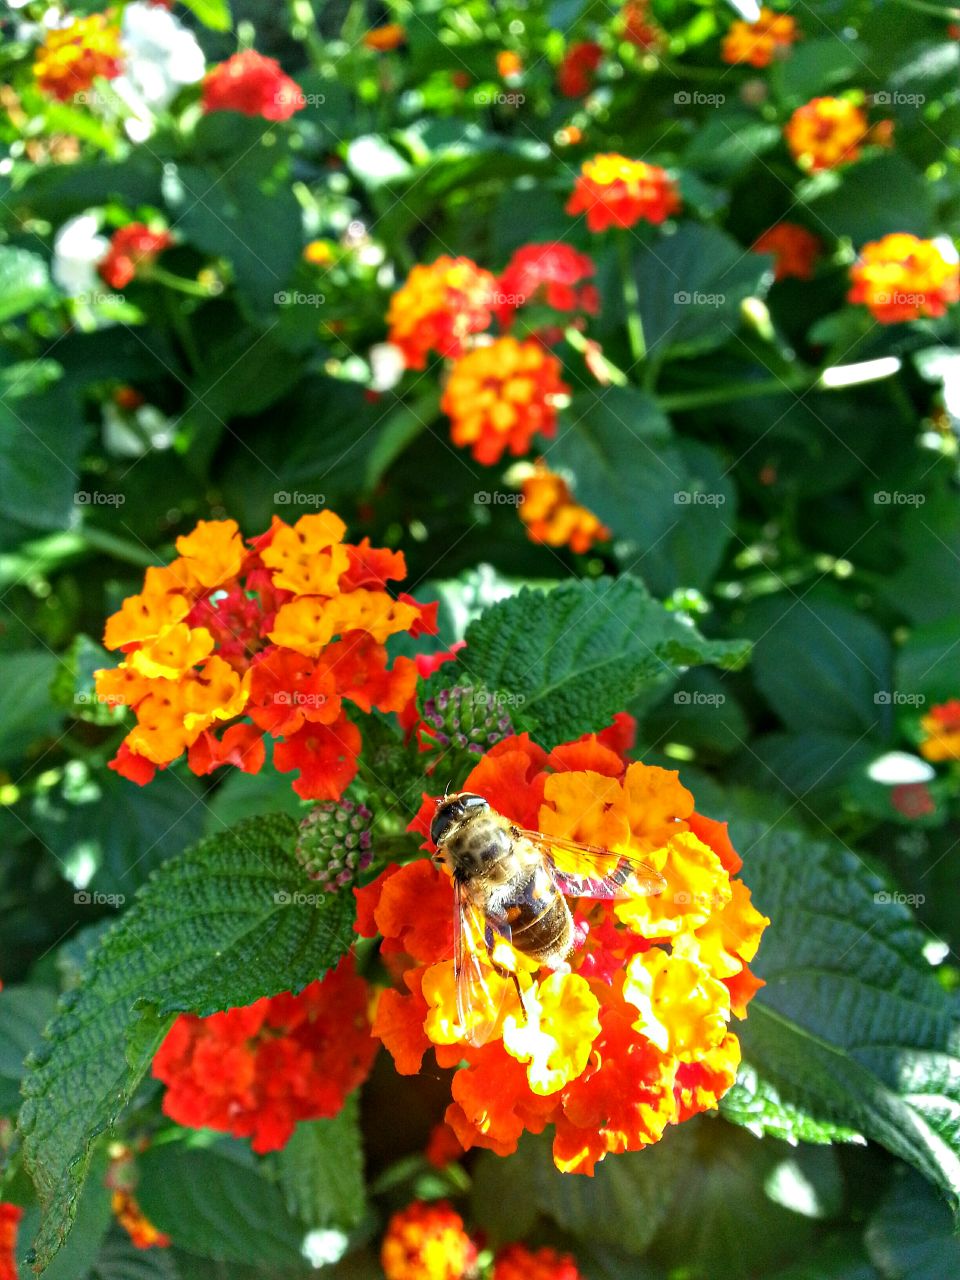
[
  {"x1": 272, "y1": 1096, "x2": 366, "y2": 1231},
  {"x1": 138, "y1": 1141, "x2": 305, "y2": 1268},
  {"x1": 0, "y1": 986, "x2": 57, "y2": 1113},
  {"x1": 721, "y1": 1062, "x2": 865, "y2": 1146},
  {"x1": 20, "y1": 815, "x2": 355, "y2": 1272},
  {"x1": 728, "y1": 822, "x2": 960, "y2": 1213},
  {"x1": 90, "y1": 1230, "x2": 182, "y2": 1280},
  {"x1": 0, "y1": 247, "x2": 51, "y2": 322},
  {"x1": 865, "y1": 1171, "x2": 960, "y2": 1279},
  {"x1": 442, "y1": 576, "x2": 750, "y2": 748}
]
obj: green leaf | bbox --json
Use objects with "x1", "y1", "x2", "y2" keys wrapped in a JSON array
[
  {"x1": 632, "y1": 223, "x2": 771, "y2": 359},
  {"x1": 90, "y1": 1230, "x2": 182, "y2": 1280},
  {"x1": 548, "y1": 387, "x2": 680, "y2": 549},
  {"x1": 773, "y1": 38, "x2": 864, "y2": 101},
  {"x1": 729, "y1": 822, "x2": 960, "y2": 1214},
  {"x1": 271, "y1": 1096, "x2": 366, "y2": 1232},
  {"x1": 0, "y1": 985, "x2": 57, "y2": 1112},
  {"x1": 179, "y1": 0, "x2": 232, "y2": 30},
  {"x1": 138, "y1": 1141, "x2": 306, "y2": 1269},
  {"x1": 895, "y1": 619, "x2": 960, "y2": 705},
  {"x1": 50, "y1": 635, "x2": 122, "y2": 726},
  {"x1": 804, "y1": 154, "x2": 934, "y2": 243},
  {"x1": 443, "y1": 576, "x2": 750, "y2": 749},
  {"x1": 683, "y1": 113, "x2": 781, "y2": 182},
  {"x1": 721, "y1": 1062, "x2": 865, "y2": 1146},
  {"x1": 882, "y1": 490, "x2": 960, "y2": 626},
  {"x1": 0, "y1": 650, "x2": 64, "y2": 764},
  {"x1": 19, "y1": 815, "x2": 356, "y2": 1272},
  {"x1": 18, "y1": 1148, "x2": 113, "y2": 1280},
  {"x1": 0, "y1": 383, "x2": 87, "y2": 539},
  {"x1": 865, "y1": 1171, "x2": 960, "y2": 1279},
  {"x1": 0, "y1": 247, "x2": 51, "y2": 322},
  {"x1": 745, "y1": 597, "x2": 892, "y2": 737}
]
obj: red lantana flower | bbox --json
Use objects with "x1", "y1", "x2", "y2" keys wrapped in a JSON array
[
  {"x1": 98, "y1": 224, "x2": 172, "y2": 290},
  {"x1": 0, "y1": 1204, "x2": 22, "y2": 1280},
  {"x1": 95, "y1": 513, "x2": 436, "y2": 800},
  {"x1": 752, "y1": 223, "x2": 821, "y2": 281},
  {"x1": 202, "y1": 50, "x2": 305, "y2": 121},
  {"x1": 357, "y1": 732, "x2": 769, "y2": 1175},
  {"x1": 152, "y1": 955, "x2": 377, "y2": 1152},
  {"x1": 566, "y1": 154, "x2": 681, "y2": 231},
  {"x1": 496, "y1": 243, "x2": 599, "y2": 337},
  {"x1": 557, "y1": 42, "x2": 603, "y2": 97},
  {"x1": 494, "y1": 1244, "x2": 584, "y2": 1280}
]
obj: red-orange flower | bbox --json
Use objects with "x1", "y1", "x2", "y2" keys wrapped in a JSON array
[
  {"x1": 920, "y1": 698, "x2": 960, "y2": 761},
  {"x1": 33, "y1": 14, "x2": 122, "y2": 101},
  {"x1": 381, "y1": 1201, "x2": 477, "y2": 1280},
  {"x1": 496, "y1": 243, "x2": 599, "y2": 336},
  {"x1": 848, "y1": 234, "x2": 959, "y2": 323},
  {"x1": 493, "y1": 1244, "x2": 584, "y2": 1280},
  {"x1": 557, "y1": 42, "x2": 603, "y2": 97},
  {"x1": 111, "y1": 1191, "x2": 170, "y2": 1250},
  {"x1": 96, "y1": 513, "x2": 433, "y2": 800},
  {"x1": 784, "y1": 97, "x2": 872, "y2": 172},
  {"x1": 566, "y1": 154, "x2": 681, "y2": 231},
  {"x1": 386, "y1": 257, "x2": 497, "y2": 369},
  {"x1": 442, "y1": 338, "x2": 568, "y2": 464},
  {"x1": 722, "y1": 7, "x2": 798, "y2": 67},
  {"x1": 0, "y1": 1204, "x2": 22, "y2": 1280},
  {"x1": 98, "y1": 224, "x2": 173, "y2": 290},
  {"x1": 359, "y1": 733, "x2": 768, "y2": 1175},
  {"x1": 620, "y1": 0, "x2": 663, "y2": 51},
  {"x1": 520, "y1": 462, "x2": 611, "y2": 553},
  {"x1": 752, "y1": 223, "x2": 821, "y2": 281},
  {"x1": 363, "y1": 23, "x2": 407, "y2": 51},
  {"x1": 152, "y1": 956, "x2": 377, "y2": 1153},
  {"x1": 497, "y1": 50, "x2": 524, "y2": 78},
  {"x1": 202, "y1": 50, "x2": 304, "y2": 121}
]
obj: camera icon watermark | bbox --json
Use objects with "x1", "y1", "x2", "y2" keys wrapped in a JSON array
[
  {"x1": 873, "y1": 91, "x2": 925, "y2": 106},
  {"x1": 674, "y1": 690, "x2": 726, "y2": 706},
  {"x1": 75, "y1": 491, "x2": 126, "y2": 507},
  {"x1": 474, "y1": 491, "x2": 525, "y2": 505},
  {"x1": 475, "y1": 90, "x2": 526, "y2": 106},
  {"x1": 874, "y1": 889, "x2": 925, "y2": 906},
  {"x1": 74, "y1": 890, "x2": 125, "y2": 907},
  {"x1": 274, "y1": 491, "x2": 326, "y2": 507},
  {"x1": 274, "y1": 889, "x2": 326, "y2": 906},
  {"x1": 873, "y1": 491, "x2": 925, "y2": 506},
  {"x1": 874, "y1": 691, "x2": 925, "y2": 706},
  {"x1": 274, "y1": 291, "x2": 326, "y2": 306},
  {"x1": 674, "y1": 291, "x2": 726, "y2": 307},
  {"x1": 274, "y1": 690, "x2": 328, "y2": 708},
  {"x1": 674, "y1": 490, "x2": 726, "y2": 506},
  {"x1": 674, "y1": 90, "x2": 725, "y2": 107}
]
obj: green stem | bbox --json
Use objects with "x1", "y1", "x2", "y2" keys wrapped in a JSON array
[
  {"x1": 562, "y1": 326, "x2": 628, "y2": 386},
  {"x1": 79, "y1": 527, "x2": 162, "y2": 567},
  {"x1": 148, "y1": 265, "x2": 218, "y2": 298},
  {"x1": 618, "y1": 233, "x2": 646, "y2": 366},
  {"x1": 659, "y1": 374, "x2": 815, "y2": 412}
]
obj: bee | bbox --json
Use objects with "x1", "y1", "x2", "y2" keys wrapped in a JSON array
[{"x1": 430, "y1": 790, "x2": 667, "y2": 1045}]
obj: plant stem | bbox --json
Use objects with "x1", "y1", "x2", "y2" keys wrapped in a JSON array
[
  {"x1": 148, "y1": 265, "x2": 217, "y2": 298},
  {"x1": 659, "y1": 373, "x2": 815, "y2": 412},
  {"x1": 618, "y1": 233, "x2": 646, "y2": 366}
]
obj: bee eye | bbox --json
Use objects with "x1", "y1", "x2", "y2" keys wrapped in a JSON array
[{"x1": 430, "y1": 801, "x2": 463, "y2": 846}]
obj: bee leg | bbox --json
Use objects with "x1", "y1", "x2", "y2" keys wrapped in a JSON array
[{"x1": 483, "y1": 924, "x2": 528, "y2": 1024}]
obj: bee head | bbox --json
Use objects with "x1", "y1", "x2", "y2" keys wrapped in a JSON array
[{"x1": 430, "y1": 791, "x2": 488, "y2": 847}]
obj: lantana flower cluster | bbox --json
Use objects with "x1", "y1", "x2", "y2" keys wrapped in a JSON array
[
  {"x1": 520, "y1": 463, "x2": 611, "y2": 554},
  {"x1": 920, "y1": 699, "x2": 960, "y2": 762},
  {"x1": 847, "y1": 234, "x2": 960, "y2": 323},
  {"x1": 358, "y1": 732, "x2": 768, "y2": 1174},
  {"x1": 98, "y1": 223, "x2": 172, "y2": 289},
  {"x1": 152, "y1": 955, "x2": 376, "y2": 1153},
  {"x1": 752, "y1": 223, "x2": 821, "y2": 281},
  {"x1": 95, "y1": 513, "x2": 436, "y2": 799},
  {"x1": 566, "y1": 154, "x2": 681, "y2": 231},
  {"x1": 722, "y1": 7, "x2": 798, "y2": 67},
  {"x1": 0, "y1": 1204, "x2": 22, "y2": 1280},
  {"x1": 784, "y1": 96, "x2": 887, "y2": 172},
  {"x1": 33, "y1": 13, "x2": 123, "y2": 101}
]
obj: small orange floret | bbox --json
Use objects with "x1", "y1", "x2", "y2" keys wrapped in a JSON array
[
  {"x1": 387, "y1": 256, "x2": 497, "y2": 369},
  {"x1": 566, "y1": 153, "x2": 681, "y2": 231},
  {"x1": 363, "y1": 23, "x2": 407, "y2": 51},
  {"x1": 520, "y1": 462, "x2": 610, "y2": 553},
  {"x1": 441, "y1": 338, "x2": 568, "y2": 464},
  {"x1": 784, "y1": 96, "x2": 871, "y2": 172},
  {"x1": 112, "y1": 1191, "x2": 171, "y2": 1250},
  {"x1": 381, "y1": 1200, "x2": 477, "y2": 1280},
  {"x1": 722, "y1": 7, "x2": 798, "y2": 67},
  {"x1": 848, "y1": 234, "x2": 959, "y2": 323},
  {"x1": 497, "y1": 50, "x2": 523, "y2": 78}
]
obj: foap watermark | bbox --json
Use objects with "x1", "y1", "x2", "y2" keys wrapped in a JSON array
[
  {"x1": 282, "y1": 91, "x2": 326, "y2": 107},
  {"x1": 76, "y1": 290, "x2": 124, "y2": 306},
  {"x1": 674, "y1": 291, "x2": 726, "y2": 307},
  {"x1": 873, "y1": 291, "x2": 931, "y2": 308},
  {"x1": 274, "y1": 690, "x2": 328, "y2": 708},
  {"x1": 674, "y1": 90, "x2": 725, "y2": 107},
  {"x1": 75, "y1": 491, "x2": 125, "y2": 507},
  {"x1": 74, "y1": 691, "x2": 124, "y2": 708},
  {"x1": 874, "y1": 691, "x2": 925, "y2": 707},
  {"x1": 274, "y1": 291, "x2": 326, "y2": 306},
  {"x1": 74, "y1": 890, "x2": 125, "y2": 907},
  {"x1": 274, "y1": 890, "x2": 326, "y2": 906},
  {"x1": 674, "y1": 490, "x2": 726, "y2": 506},
  {"x1": 274, "y1": 490, "x2": 326, "y2": 507},
  {"x1": 874, "y1": 889, "x2": 925, "y2": 907},
  {"x1": 874, "y1": 91, "x2": 925, "y2": 106},
  {"x1": 492, "y1": 291, "x2": 526, "y2": 308},
  {"x1": 673, "y1": 889, "x2": 728, "y2": 909},
  {"x1": 674, "y1": 691, "x2": 726, "y2": 706},
  {"x1": 475, "y1": 491, "x2": 525, "y2": 506},
  {"x1": 874, "y1": 490, "x2": 925, "y2": 506},
  {"x1": 475, "y1": 689, "x2": 527, "y2": 708},
  {"x1": 475, "y1": 90, "x2": 525, "y2": 107}
]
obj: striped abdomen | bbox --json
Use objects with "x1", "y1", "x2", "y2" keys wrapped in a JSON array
[{"x1": 504, "y1": 864, "x2": 573, "y2": 966}]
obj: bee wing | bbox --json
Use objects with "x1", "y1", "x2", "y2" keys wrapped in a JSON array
[
  {"x1": 453, "y1": 879, "x2": 512, "y2": 1048},
  {"x1": 514, "y1": 827, "x2": 666, "y2": 900}
]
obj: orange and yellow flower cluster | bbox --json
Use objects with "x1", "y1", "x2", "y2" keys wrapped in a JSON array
[
  {"x1": 919, "y1": 699, "x2": 960, "y2": 762},
  {"x1": 387, "y1": 257, "x2": 498, "y2": 369},
  {"x1": 152, "y1": 955, "x2": 377, "y2": 1153},
  {"x1": 441, "y1": 338, "x2": 569, "y2": 465},
  {"x1": 848, "y1": 234, "x2": 960, "y2": 323},
  {"x1": 95, "y1": 513, "x2": 436, "y2": 799},
  {"x1": 111, "y1": 1191, "x2": 170, "y2": 1251},
  {"x1": 784, "y1": 96, "x2": 875, "y2": 172},
  {"x1": 33, "y1": 13, "x2": 123, "y2": 101},
  {"x1": 520, "y1": 463, "x2": 611, "y2": 554},
  {"x1": 566, "y1": 154, "x2": 681, "y2": 231},
  {"x1": 722, "y1": 7, "x2": 798, "y2": 67},
  {"x1": 381, "y1": 1201, "x2": 477, "y2": 1280},
  {"x1": 752, "y1": 223, "x2": 821, "y2": 281},
  {"x1": 358, "y1": 732, "x2": 768, "y2": 1174}
]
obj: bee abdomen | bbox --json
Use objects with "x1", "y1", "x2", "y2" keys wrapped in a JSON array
[{"x1": 509, "y1": 892, "x2": 572, "y2": 965}]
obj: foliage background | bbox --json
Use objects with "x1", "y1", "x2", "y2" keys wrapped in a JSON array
[{"x1": 1, "y1": 0, "x2": 960, "y2": 1276}]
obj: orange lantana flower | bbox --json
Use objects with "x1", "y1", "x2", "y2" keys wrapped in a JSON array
[
  {"x1": 848, "y1": 234, "x2": 960, "y2": 323},
  {"x1": 363, "y1": 23, "x2": 407, "y2": 51},
  {"x1": 722, "y1": 7, "x2": 798, "y2": 67},
  {"x1": 111, "y1": 1191, "x2": 170, "y2": 1250},
  {"x1": 381, "y1": 1201, "x2": 477, "y2": 1280},
  {"x1": 566, "y1": 154, "x2": 681, "y2": 231},
  {"x1": 33, "y1": 14, "x2": 123, "y2": 101},
  {"x1": 752, "y1": 223, "x2": 821, "y2": 281},
  {"x1": 520, "y1": 462, "x2": 610, "y2": 553},
  {"x1": 96, "y1": 513, "x2": 435, "y2": 799},
  {"x1": 387, "y1": 257, "x2": 497, "y2": 370},
  {"x1": 784, "y1": 97, "x2": 872, "y2": 172},
  {"x1": 919, "y1": 699, "x2": 960, "y2": 762},
  {"x1": 497, "y1": 50, "x2": 523, "y2": 78},
  {"x1": 357, "y1": 732, "x2": 769, "y2": 1175},
  {"x1": 442, "y1": 338, "x2": 568, "y2": 464}
]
